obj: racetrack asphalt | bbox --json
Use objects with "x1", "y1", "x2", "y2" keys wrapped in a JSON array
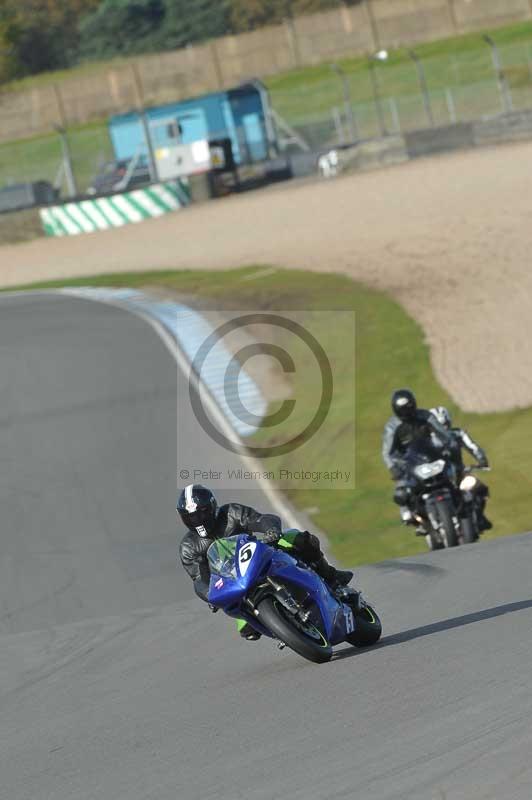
[{"x1": 2, "y1": 294, "x2": 532, "y2": 800}]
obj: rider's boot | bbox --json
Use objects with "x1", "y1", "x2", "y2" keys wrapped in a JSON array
[
  {"x1": 314, "y1": 555, "x2": 353, "y2": 590},
  {"x1": 238, "y1": 621, "x2": 261, "y2": 641},
  {"x1": 335, "y1": 584, "x2": 363, "y2": 611},
  {"x1": 478, "y1": 514, "x2": 493, "y2": 531}
]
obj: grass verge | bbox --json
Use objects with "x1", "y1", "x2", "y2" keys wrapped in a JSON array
[{"x1": 7, "y1": 266, "x2": 532, "y2": 566}]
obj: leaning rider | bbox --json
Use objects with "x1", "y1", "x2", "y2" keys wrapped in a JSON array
[
  {"x1": 178, "y1": 484, "x2": 354, "y2": 641},
  {"x1": 382, "y1": 389, "x2": 455, "y2": 525}
]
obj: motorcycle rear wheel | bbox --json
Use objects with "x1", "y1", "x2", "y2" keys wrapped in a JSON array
[
  {"x1": 461, "y1": 515, "x2": 477, "y2": 544},
  {"x1": 346, "y1": 604, "x2": 382, "y2": 647},
  {"x1": 257, "y1": 596, "x2": 332, "y2": 664}
]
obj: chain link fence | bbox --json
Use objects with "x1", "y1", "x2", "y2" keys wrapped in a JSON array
[
  {"x1": 0, "y1": 125, "x2": 114, "y2": 199},
  {"x1": 2, "y1": 39, "x2": 532, "y2": 200},
  {"x1": 269, "y1": 39, "x2": 532, "y2": 150}
]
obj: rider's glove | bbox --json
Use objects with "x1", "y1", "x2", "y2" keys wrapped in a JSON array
[
  {"x1": 262, "y1": 528, "x2": 281, "y2": 546},
  {"x1": 390, "y1": 463, "x2": 404, "y2": 480}
]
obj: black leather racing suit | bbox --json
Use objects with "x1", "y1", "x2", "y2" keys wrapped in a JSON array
[
  {"x1": 382, "y1": 409, "x2": 456, "y2": 514},
  {"x1": 382, "y1": 409, "x2": 454, "y2": 476},
  {"x1": 179, "y1": 503, "x2": 326, "y2": 601}
]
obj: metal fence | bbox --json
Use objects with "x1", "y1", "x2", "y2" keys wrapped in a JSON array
[
  {"x1": 0, "y1": 126, "x2": 114, "y2": 198},
  {"x1": 2, "y1": 38, "x2": 532, "y2": 199},
  {"x1": 269, "y1": 39, "x2": 532, "y2": 150}
]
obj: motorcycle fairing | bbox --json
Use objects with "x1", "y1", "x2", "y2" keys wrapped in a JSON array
[{"x1": 207, "y1": 535, "x2": 354, "y2": 645}]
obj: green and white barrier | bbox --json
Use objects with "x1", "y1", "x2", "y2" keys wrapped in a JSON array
[{"x1": 40, "y1": 180, "x2": 190, "y2": 237}]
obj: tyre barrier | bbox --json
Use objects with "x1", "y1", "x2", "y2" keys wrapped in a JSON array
[{"x1": 39, "y1": 180, "x2": 190, "y2": 237}]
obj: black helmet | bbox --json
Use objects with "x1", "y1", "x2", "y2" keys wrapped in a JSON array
[
  {"x1": 392, "y1": 389, "x2": 417, "y2": 420},
  {"x1": 177, "y1": 484, "x2": 218, "y2": 538}
]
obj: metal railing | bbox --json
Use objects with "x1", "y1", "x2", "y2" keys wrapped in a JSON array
[{"x1": 268, "y1": 39, "x2": 532, "y2": 151}]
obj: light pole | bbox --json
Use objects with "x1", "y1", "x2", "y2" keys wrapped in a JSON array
[
  {"x1": 482, "y1": 35, "x2": 513, "y2": 114},
  {"x1": 368, "y1": 50, "x2": 388, "y2": 137},
  {"x1": 408, "y1": 50, "x2": 434, "y2": 127},
  {"x1": 330, "y1": 63, "x2": 358, "y2": 143}
]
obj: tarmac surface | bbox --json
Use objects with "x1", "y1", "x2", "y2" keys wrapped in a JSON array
[{"x1": 2, "y1": 294, "x2": 532, "y2": 800}]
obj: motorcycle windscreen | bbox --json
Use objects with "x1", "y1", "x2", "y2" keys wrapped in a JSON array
[
  {"x1": 207, "y1": 535, "x2": 264, "y2": 607},
  {"x1": 207, "y1": 536, "x2": 238, "y2": 579}
]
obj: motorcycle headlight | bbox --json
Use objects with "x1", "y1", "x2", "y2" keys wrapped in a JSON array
[
  {"x1": 414, "y1": 459, "x2": 445, "y2": 480},
  {"x1": 460, "y1": 475, "x2": 478, "y2": 491}
]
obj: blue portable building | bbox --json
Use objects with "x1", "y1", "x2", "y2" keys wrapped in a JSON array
[{"x1": 108, "y1": 81, "x2": 277, "y2": 167}]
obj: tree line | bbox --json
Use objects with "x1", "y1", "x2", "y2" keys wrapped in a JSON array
[{"x1": 0, "y1": 0, "x2": 357, "y2": 82}]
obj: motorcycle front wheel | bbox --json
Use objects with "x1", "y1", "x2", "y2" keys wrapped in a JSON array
[
  {"x1": 436, "y1": 501, "x2": 458, "y2": 547},
  {"x1": 257, "y1": 596, "x2": 332, "y2": 664}
]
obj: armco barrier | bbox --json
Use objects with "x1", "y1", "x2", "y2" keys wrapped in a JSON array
[
  {"x1": 40, "y1": 180, "x2": 190, "y2": 237},
  {"x1": 329, "y1": 108, "x2": 532, "y2": 178},
  {"x1": 473, "y1": 109, "x2": 532, "y2": 147},
  {"x1": 404, "y1": 123, "x2": 475, "y2": 158},
  {"x1": 338, "y1": 136, "x2": 408, "y2": 172}
]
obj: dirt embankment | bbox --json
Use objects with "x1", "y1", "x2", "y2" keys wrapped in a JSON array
[{"x1": 1, "y1": 140, "x2": 532, "y2": 412}]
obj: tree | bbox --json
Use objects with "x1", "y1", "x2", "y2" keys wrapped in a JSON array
[
  {"x1": 228, "y1": 0, "x2": 341, "y2": 33},
  {"x1": 155, "y1": 0, "x2": 230, "y2": 50},
  {"x1": 79, "y1": 0, "x2": 165, "y2": 60},
  {"x1": 0, "y1": 0, "x2": 100, "y2": 79},
  {"x1": 229, "y1": 0, "x2": 286, "y2": 32}
]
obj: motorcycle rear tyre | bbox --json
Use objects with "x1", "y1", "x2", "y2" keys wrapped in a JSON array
[
  {"x1": 461, "y1": 515, "x2": 477, "y2": 544},
  {"x1": 346, "y1": 604, "x2": 382, "y2": 647}
]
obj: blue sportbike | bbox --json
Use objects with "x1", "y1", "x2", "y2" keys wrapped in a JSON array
[{"x1": 207, "y1": 533, "x2": 382, "y2": 664}]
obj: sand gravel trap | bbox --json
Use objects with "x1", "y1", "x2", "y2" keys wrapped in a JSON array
[{"x1": 1, "y1": 140, "x2": 531, "y2": 412}]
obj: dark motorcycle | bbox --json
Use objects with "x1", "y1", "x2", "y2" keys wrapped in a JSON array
[{"x1": 401, "y1": 441, "x2": 477, "y2": 549}]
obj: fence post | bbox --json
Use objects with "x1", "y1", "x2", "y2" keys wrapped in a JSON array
[
  {"x1": 210, "y1": 41, "x2": 224, "y2": 90},
  {"x1": 445, "y1": 87, "x2": 457, "y2": 123},
  {"x1": 131, "y1": 63, "x2": 158, "y2": 183},
  {"x1": 53, "y1": 84, "x2": 68, "y2": 129},
  {"x1": 409, "y1": 50, "x2": 435, "y2": 127},
  {"x1": 284, "y1": 1, "x2": 302, "y2": 69},
  {"x1": 389, "y1": 97, "x2": 401, "y2": 133},
  {"x1": 365, "y1": 0, "x2": 381, "y2": 52},
  {"x1": 368, "y1": 57, "x2": 387, "y2": 136},
  {"x1": 332, "y1": 107, "x2": 346, "y2": 145},
  {"x1": 55, "y1": 126, "x2": 77, "y2": 198},
  {"x1": 107, "y1": 70, "x2": 122, "y2": 111},
  {"x1": 447, "y1": 0, "x2": 459, "y2": 35},
  {"x1": 330, "y1": 63, "x2": 358, "y2": 143},
  {"x1": 483, "y1": 35, "x2": 513, "y2": 114}
]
